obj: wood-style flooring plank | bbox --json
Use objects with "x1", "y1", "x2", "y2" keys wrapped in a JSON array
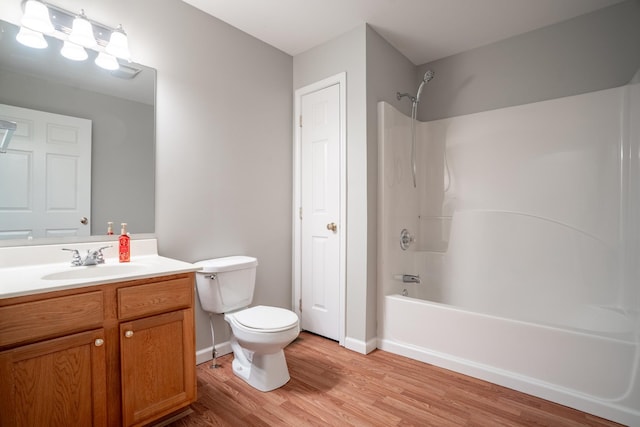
[{"x1": 168, "y1": 332, "x2": 624, "y2": 427}]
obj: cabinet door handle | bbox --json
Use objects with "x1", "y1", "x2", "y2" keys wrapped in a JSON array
[
  {"x1": 94, "y1": 338, "x2": 104, "y2": 347},
  {"x1": 124, "y1": 330, "x2": 134, "y2": 338}
]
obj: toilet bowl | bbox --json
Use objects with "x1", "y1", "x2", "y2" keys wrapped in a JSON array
[
  {"x1": 225, "y1": 305, "x2": 299, "y2": 391},
  {"x1": 194, "y1": 256, "x2": 300, "y2": 392}
]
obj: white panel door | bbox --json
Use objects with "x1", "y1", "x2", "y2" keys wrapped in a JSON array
[
  {"x1": 300, "y1": 84, "x2": 340, "y2": 340},
  {"x1": 0, "y1": 104, "x2": 91, "y2": 239}
]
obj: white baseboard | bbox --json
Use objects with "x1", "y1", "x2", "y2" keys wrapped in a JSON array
[
  {"x1": 195, "y1": 341, "x2": 232, "y2": 365},
  {"x1": 344, "y1": 336, "x2": 377, "y2": 354}
]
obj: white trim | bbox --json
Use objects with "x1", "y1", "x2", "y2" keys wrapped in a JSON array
[
  {"x1": 344, "y1": 336, "x2": 377, "y2": 355},
  {"x1": 293, "y1": 72, "x2": 347, "y2": 346}
]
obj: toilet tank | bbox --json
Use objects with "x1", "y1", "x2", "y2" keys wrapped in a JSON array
[{"x1": 194, "y1": 256, "x2": 258, "y2": 314}]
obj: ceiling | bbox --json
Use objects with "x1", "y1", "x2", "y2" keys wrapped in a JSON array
[{"x1": 182, "y1": 0, "x2": 623, "y2": 65}]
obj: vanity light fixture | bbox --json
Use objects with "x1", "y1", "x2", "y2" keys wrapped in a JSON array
[
  {"x1": 0, "y1": 119, "x2": 18, "y2": 154},
  {"x1": 16, "y1": 1, "x2": 132, "y2": 71}
]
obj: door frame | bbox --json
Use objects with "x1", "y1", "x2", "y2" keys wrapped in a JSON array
[{"x1": 293, "y1": 72, "x2": 346, "y2": 346}]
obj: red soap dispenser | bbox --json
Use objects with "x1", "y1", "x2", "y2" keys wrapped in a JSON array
[{"x1": 119, "y1": 223, "x2": 130, "y2": 263}]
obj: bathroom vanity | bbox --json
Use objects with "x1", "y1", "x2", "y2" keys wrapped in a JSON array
[{"x1": 0, "y1": 239, "x2": 200, "y2": 427}]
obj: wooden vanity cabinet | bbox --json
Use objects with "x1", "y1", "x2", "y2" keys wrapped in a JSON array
[
  {"x1": 0, "y1": 329, "x2": 108, "y2": 426},
  {"x1": 0, "y1": 273, "x2": 196, "y2": 427},
  {"x1": 118, "y1": 277, "x2": 196, "y2": 426},
  {"x1": 120, "y1": 310, "x2": 195, "y2": 426}
]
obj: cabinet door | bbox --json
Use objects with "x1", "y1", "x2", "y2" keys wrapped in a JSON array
[
  {"x1": 0, "y1": 329, "x2": 107, "y2": 427},
  {"x1": 120, "y1": 309, "x2": 195, "y2": 427}
]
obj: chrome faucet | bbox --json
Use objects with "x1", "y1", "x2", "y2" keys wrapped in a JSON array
[{"x1": 62, "y1": 246, "x2": 111, "y2": 266}]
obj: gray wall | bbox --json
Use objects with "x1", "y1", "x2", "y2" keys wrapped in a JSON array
[
  {"x1": 418, "y1": 0, "x2": 640, "y2": 121},
  {"x1": 0, "y1": 68, "x2": 155, "y2": 235},
  {"x1": 0, "y1": 0, "x2": 294, "y2": 354},
  {"x1": 136, "y1": 1, "x2": 293, "y2": 352}
]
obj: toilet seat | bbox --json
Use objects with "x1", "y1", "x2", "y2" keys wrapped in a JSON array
[{"x1": 229, "y1": 306, "x2": 298, "y2": 333}]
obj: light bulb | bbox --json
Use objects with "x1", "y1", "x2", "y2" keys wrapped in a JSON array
[
  {"x1": 105, "y1": 25, "x2": 130, "y2": 60},
  {"x1": 68, "y1": 10, "x2": 97, "y2": 48},
  {"x1": 61, "y1": 41, "x2": 88, "y2": 61},
  {"x1": 16, "y1": 26, "x2": 48, "y2": 49},
  {"x1": 95, "y1": 52, "x2": 119, "y2": 71},
  {"x1": 20, "y1": 0, "x2": 54, "y2": 34}
]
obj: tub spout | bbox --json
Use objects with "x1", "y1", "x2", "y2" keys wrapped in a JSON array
[
  {"x1": 393, "y1": 274, "x2": 422, "y2": 284},
  {"x1": 402, "y1": 274, "x2": 421, "y2": 284}
]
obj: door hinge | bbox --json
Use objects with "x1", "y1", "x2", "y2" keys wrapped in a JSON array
[
  {"x1": 299, "y1": 115, "x2": 303, "y2": 128},
  {"x1": 299, "y1": 298, "x2": 302, "y2": 312},
  {"x1": 299, "y1": 207, "x2": 303, "y2": 220}
]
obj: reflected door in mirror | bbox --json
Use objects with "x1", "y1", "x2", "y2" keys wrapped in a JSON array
[{"x1": 0, "y1": 104, "x2": 91, "y2": 240}]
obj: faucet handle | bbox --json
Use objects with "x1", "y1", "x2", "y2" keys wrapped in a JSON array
[
  {"x1": 62, "y1": 248, "x2": 82, "y2": 266},
  {"x1": 94, "y1": 245, "x2": 112, "y2": 264}
]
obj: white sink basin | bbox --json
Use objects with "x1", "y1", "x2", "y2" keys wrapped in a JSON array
[{"x1": 41, "y1": 263, "x2": 144, "y2": 281}]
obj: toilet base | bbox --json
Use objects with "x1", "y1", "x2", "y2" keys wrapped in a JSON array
[{"x1": 231, "y1": 348, "x2": 291, "y2": 392}]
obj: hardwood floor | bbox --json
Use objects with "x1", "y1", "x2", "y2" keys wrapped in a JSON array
[{"x1": 168, "y1": 332, "x2": 623, "y2": 426}]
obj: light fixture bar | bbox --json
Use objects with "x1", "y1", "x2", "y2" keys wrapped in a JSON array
[
  {"x1": 19, "y1": 0, "x2": 131, "y2": 58},
  {"x1": 41, "y1": 2, "x2": 113, "y2": 47}
]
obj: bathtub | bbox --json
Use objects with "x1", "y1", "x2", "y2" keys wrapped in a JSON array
[
  {"x1": 378, "y1": 295, "x2": 640, "y2": 425},
  {"x1": 376, "y1": 79, "x2": 640, "y2": 425}
]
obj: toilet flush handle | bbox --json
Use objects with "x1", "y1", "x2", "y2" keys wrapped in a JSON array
[{"x1": 206, "y1": 274, "x2": 217, "y2": 280}]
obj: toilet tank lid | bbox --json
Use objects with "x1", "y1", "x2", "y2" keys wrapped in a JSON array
[{"x1": 195, "y1": 256, "x2": 258, "y2": 273}]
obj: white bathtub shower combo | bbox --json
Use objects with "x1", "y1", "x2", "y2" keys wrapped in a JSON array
[{"x1": 377, "y1": 75, "x2": 640, "y2": 425}]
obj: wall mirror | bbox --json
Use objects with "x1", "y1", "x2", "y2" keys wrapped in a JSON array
[{"x1": 0, "y1": 19, "x2": 156, "y2": 246}]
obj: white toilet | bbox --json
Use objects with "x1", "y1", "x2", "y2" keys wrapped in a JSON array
[{"x1": 194, "y1": 256, "x2": 299, "y2": 392}]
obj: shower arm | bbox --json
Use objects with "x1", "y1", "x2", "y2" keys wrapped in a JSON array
[{"x1": 397, "y1": 92, "x2": 416, "y2": 103}]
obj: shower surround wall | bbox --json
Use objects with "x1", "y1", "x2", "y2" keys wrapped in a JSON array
[{"x1": 377, "y1": 79, "x2": 640, "y2": 425}]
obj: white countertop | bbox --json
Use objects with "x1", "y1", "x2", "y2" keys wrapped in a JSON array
[{"x1": 0, "y1": 239, "x2": 201, "y2": 299}]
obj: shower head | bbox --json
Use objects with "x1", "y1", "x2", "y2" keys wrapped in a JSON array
[
  {"x1": 423, "y1": 70, "x2": 435, "y2": 83},
  {"x1": 416, "y1": 70, "x2": 434, "y2": 102}
]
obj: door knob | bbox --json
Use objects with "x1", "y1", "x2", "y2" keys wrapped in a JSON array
[
  {"x1": 80, "y1": 216, "x2": 89, "y2": 225},
  {"x1": 94, "y1": 338, "x2": 104, "y2": 347},
  {"x1": 326, "y1": 222, "x2": 337, "y2": 232},
  {"x1": 124, "y1": 330, "x2": 134, "y2": 338}
]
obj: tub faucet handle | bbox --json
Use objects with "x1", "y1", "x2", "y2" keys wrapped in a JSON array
[{"x1": 400, "y1": 229, "x2": 415, "y2": 250}]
